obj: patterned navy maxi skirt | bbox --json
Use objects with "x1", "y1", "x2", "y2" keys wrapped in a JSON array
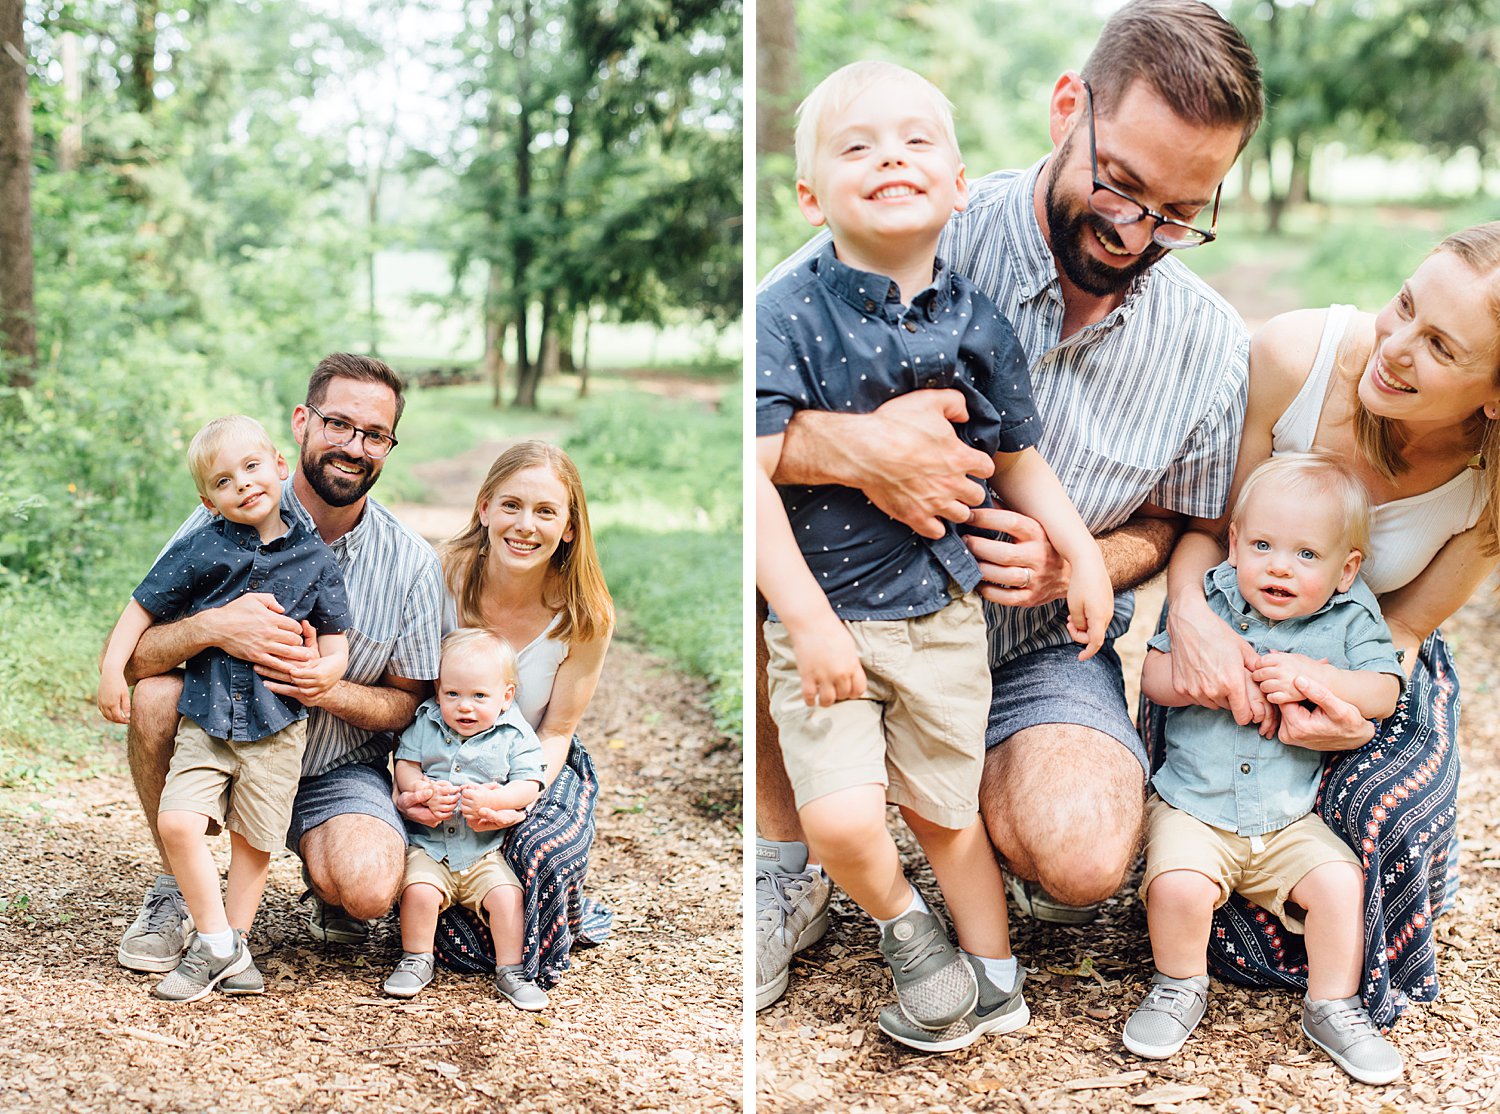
[
  {"x1": 1141, "y1": 631, "x2": 1461, "y2": 1029},
  {"x1": 433, "y1": 737, "x2": 614, "y2": 988}
]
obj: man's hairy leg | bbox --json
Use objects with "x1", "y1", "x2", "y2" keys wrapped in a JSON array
[
  {"x1": 126, "y1": 674, "x2": 184, "y2": 866},
  {"x1": 300, "y1": 814, "x2": 405, "y2": 921},
  {"x1": 756, "y1": 595, "x2": 808, "y2": 847},
  {"x1": 979, "y1": 724, "x2": 1144, "y2": 907}
]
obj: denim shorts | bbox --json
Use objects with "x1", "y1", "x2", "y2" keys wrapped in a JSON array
[
  {"x1": 984, "y1": 639, "x2": 1148, "y2": 775},
  {"x1": 285, "y1": 759, "x2": 406, "y2": 855}
]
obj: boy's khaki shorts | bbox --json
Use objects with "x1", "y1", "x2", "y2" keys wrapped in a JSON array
[
  {"x1": 402, "y1": 846, "x2": 521, "y2": 918},
  {"x1": 763, "y1": 591, "x2": 990, "y2": 830},
  {"x1": 1139, "y1": 794, "x2": 1359, "y2": 933},
  {"x1": 158, "y1": 716, "x2": 307, "y2": 853}
]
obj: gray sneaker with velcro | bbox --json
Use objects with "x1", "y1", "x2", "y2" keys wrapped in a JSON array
[
  {"x1": 1122, "y1": 972, "x2": 1210, "y2": 1058},
  {"x1": 879, "y1": 952, "x2": 1029, "y2": 1052},
  {"x1": 878, "y1": 899, "x2": 977, "y2": 1030},
  {"x1": 1302, "y1": 996, "x2": 1404, "y2": 1085}
]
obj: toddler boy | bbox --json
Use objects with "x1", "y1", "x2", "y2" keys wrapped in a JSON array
[
  {"x1": 98, "y1": 415, "x2": 350, "y2": 1001},
  {"x1": 1130, "y1": 451, "x2": 1405, "y2": 1084},
  {"x1": 756, "y1": 60, "x2": 1114, "y2": 1051},
  {"x1": 385, "y1": 627, "x2": 548, "y2": 1010}
]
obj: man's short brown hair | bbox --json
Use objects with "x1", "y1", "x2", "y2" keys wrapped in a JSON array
[
  {"x1": 1083, "y1": 0, "x2": 1263, "y2": 151},
  {"x1": 306, "y1": 353, "x2": 407, "y2": 428}
]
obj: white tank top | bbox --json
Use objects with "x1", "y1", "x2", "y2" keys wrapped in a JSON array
[
  {"x1": 442, "y1": 599, "x2": 570, "y2": 728},
  {"x1": 1269, "y1": 304, "x2": 1486, "y2": 594}
]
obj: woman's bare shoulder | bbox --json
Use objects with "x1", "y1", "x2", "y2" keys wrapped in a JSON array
[{"x1": 1250, "y1": 306, "x2": 1372, "y2": 404}]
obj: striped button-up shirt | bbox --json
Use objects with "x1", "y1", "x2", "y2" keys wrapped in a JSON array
[
  {"x1": 767, "y1": 158, "x2": 1248, "y2": 664},
  {"x1": 165, "y1": 477, "x2": 443, "y2": 775}
]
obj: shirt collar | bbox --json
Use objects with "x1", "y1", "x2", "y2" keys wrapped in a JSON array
[
  {"x1": 213, "y1": 507, "x2": 304, "y2": 551},
  {"x1": 1205, "y1": 560, "x2": 1384, "y2": 626},
  {"x1": 812, "y1": 242, "x2": 951, "y2": 320},
  {"x1": 416, "y1": 696, "x2": 530, "y2": 736}
]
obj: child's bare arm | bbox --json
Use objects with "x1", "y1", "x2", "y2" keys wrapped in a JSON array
[
  {"x1": 97, "y1": 600, "x2": 156, "y2": 724},
  {"x1": 990, "y1": 447, "x2": 1113, "y2": 660},
  {"x1": 1253, "y1": 653, "x2": 1400, "y2": 720},
  {"x1": 1141, "y1": 648, "x2": 1196, "y2": 707},
  {"x1": 756, "y1": 433, "x2": 866, "y2": 706}
]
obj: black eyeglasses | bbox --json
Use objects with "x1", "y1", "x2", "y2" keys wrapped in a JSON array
[
  {"x1": 306, "y1": 402, "x2": 399, "y2": 458},
  {"x1": 1082, "y1": 80, "x2": 1220, "y2": 250}
]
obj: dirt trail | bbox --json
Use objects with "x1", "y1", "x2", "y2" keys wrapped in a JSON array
[{"x1": 0, "y1": 420, "x2": 743, "y2": 1112}]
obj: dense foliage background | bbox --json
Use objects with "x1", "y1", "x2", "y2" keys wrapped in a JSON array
[{"x1": 0, "y1": 0, "x2": 743, "y2": 777}]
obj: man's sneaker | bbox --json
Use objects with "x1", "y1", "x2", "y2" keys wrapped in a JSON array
[
  {"x1": 879, "y1": 900, "x2": 977, "y2": 1030},
  {"x1": 383, "y1": 952, "x2": 436, "y2": 999},
  {"x1": 1122, "y1": 972, "x2": 1210, "y2": 1058},
  {"x1": 1005, "y1": 873, "x2": 1099, "y2": 925},
  {"x1": 879, "y1": 953, "x2": 1029, "y2": 1052},
  {"x1": 1302, "y1": 996, "x2": 1404, "y2": 1085},
  {"x1": 302, "y1": 893, "x2": 370, "y2": 946},
  {"x1": 754, "y1": 838, "x2": 831, "y2": 1011},
  {"x1": 152, "y1": 931, "x2": 251, "y2": 1003},
  {"x1": 495, "y1": 964, "x2": 549, "y2": 1011},
  {"x1": 117, "y1": 876, "x2": 195, "y2": 973}
]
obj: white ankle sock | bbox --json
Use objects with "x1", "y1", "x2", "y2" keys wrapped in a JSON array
[
  {"x1": 975, "y1": 954, "x2": 1018, "y2": 992},
  {"x1": 198, "y1": 927, "x2": 237, "y2": 958},
  {"x1": 872, "y1": 886, "x2": 928, "y2": 929}
]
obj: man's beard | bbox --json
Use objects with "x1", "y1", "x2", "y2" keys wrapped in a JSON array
[
  {"x1": 1043, "y1": 139, "x2": 1166, "y2": 297},
  {"x1": 301, "y1": 446, "x2": 379, "y2": 508}
]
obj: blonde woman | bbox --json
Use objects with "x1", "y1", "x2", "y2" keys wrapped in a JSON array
[
  {"x1": 425, "y1": 440, "x2": 615, "y2": 986},
  {"x1": 1151, "y1": 223, "x2": 1500, "y2": 1029}
]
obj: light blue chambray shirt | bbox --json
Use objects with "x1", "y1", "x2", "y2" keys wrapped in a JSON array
[
  {"x1": 394, "y1": 697, "x2": 544, "y2": 870},
  {"x1": 1148, "y1": 562, "x2": 1405, "y2": 837}
]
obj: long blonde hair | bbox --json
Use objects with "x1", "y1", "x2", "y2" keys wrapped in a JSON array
[
  {"x1": 1351, "y1": 221, "x2": 1500, "y2": 555},
  {"x1": 440, "y1": 441, "x2": 613, "y2": 645}
]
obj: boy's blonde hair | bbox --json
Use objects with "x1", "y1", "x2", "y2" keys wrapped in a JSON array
[
  {"x1": 794, "y1": 60, "x2": 960, "y2": 183},
  {"x1": 186, "y1": 415, "x2": 279, "y2": 496},
  {"x1": 1230, "y1": 451, "x2": 1371, "y2": 557},
  {"x1": 440, "y1": 627, "x2": 518, "y2": 687}
]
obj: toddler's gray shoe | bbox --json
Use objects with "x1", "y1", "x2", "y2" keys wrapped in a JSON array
[
  {"x1": 1122, "y1": 972, "x2": 1210, "y2": 1059},
  {"x1": 495, "y1": 964, "x2": 549, "y2": 1011},
  {"x1": 383, "y1": 952, "x2": 436, "y2": 998},
  {"x1": 220, "y1": 954, "x2": 265, "y2": 995},
  {"x1": 152, "y1": 931, "x2": 251, "y2": 1003},
  {"x1": 1302, "y1": 996, "x2": 1404, "y2": 1085},
  {"x1": 879, "y1": 953, "x2": 1029, "y2": 1052},
  {"x1": 754, "y1": 838, "x2": 831, "y2": 1012},
  {"x1": 878, "y1": 901, "x2": 977, "y2": 1030},
  {"x1": 117, "y1": 875, "x2": 195, "y2": 973}
]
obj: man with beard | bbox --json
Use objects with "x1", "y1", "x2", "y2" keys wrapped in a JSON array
[
  {"x1": 114, "y1": 354, "x2": 443, "y2": 984},
  {"x1": 756, "y1": 0, "x2": 1265, "y2": 1021}
]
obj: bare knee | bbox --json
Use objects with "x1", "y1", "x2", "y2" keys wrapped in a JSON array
[
  {"x1": 801, "y1": 807, "x2": 888, "y2": 867},
  {"x1": 127, "y1": 676, "x2": 183, "y2": 763},
  {"x1": 402, "y1": 883, "x2": 443, "y2": 913},
  {"x1": 483, "y1": 885, "x2": 522, "y2": 919},
  {"x1": 1146, "y1": 869, "x2": 1220, "y2": 914},
  {"x1": 303, "y1": 816, "x2": 405, "y2": 920},
  {"x1": 157, "y1": 810, "x2": 207, "y2": 846},
  {"x1": 1291, "y1": 860, "x2": 1363, "y2": 911}
]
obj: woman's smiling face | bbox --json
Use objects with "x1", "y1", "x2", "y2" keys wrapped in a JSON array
[{"x1": 479, "y1": 464, "x2": 575, "y2": 569}]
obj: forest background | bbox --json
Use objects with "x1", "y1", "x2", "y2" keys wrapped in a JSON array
[{"x1": 0, "y1": 0, "x2": 744, "y2": 787}]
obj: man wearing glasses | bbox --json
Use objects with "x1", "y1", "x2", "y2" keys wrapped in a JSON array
[
  {"x1": 115, "y1": 353, "x2": 444, "y2": 981},
  {"x1": 756, "y1": 0, "x2": 1265, "y2": 1014}
]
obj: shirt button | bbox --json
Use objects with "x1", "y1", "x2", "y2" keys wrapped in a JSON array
[
  {"x1": 903, "y1": 320, "x2": 917, "y2": 333},
  {"x1": 865, "y1": 300, "x2": 876, "y2": 311},
  {"x1": 232, "y1": 692, "x2": 243, "y2": 701},
  {"x1": 1239, "y1": 622, "x2": 1249, "y2": 631},
  {"x1": 1240, "y1": 763, "x2": 1251, "y2": 774},
  {"x1": 447, "y1": 827, "x2": 456, "y2": 835}
]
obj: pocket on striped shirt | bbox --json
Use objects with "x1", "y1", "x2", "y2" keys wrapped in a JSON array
[
  {"x1": 344, "y1": 626, "x2": 396, "y2": 687},
  {"x1": 1062, "y1": 448, "x2": 1164, "y2": 533}
]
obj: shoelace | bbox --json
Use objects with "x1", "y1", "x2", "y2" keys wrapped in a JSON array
[
  {"x1": 393, "y1": 955, "x2": 431, "y2": 977},
  {"x1": 887, "y1": 923, "x2": 949, "y2": 974},
  {"x1": 144, "y1": 890, "x2": 186, "y2": 932},
  {"x1": 1142, "y1": 981, "x2": 1201, "y2": 1018},
  {"x1": 1319, "y1": 1002, "x2": 1379, "y2": 1040},
  {"x1": 755, "y1": 870, "x2": 808, "y2": 933}
]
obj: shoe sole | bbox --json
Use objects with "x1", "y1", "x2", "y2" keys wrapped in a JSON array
[
  {"x1": 153, "y1": 948, "x2": 254, "y2": 1004},
  {"x1": 753, "y1": 898, "x2": 832, "y2": 1012},
  {"x1": 1122, "y1": 1028, "x2": 1192, "y2": 1059},
  {"x1": 383, "y1": 982, "x2": 429, "y2": 999},
  {"x1": 498, "y1": 991, "x2": 548, "y2": 1011},
  {"x1": 220, "y1": 982, "x2": 265, "y2": 997},
  {"x1": 1302, "y1": 1023, "x2": 1404, "y2": 1085},
  {"x1": 880, "y1": 1000, "x2": 1031, "y2": 1053}
]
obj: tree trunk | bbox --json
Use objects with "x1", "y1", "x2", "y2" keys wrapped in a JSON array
[
  {"x1": 484, "y1": 263, "x2": 508, "y2": 408},
  {"x1": 0, "y1": 0, "x2": 37, "y2": 382},
  {"x1": 510, "y1": 0, "x2": 537, "y2": 409},
  {"x1": 577, "y1": 312, "x2": 591, "y2": 399},
  {"x1": 130, "y1": 0, "x2": 157, "y2": 115},
  {"x1": 756, "y1": 0, "x2": 797, "y2": 217},
  {"x1": 366, "y1": 165, "x2": 381, "y2": 355},
  {"x1": 58, "y1": 31, "x2": 81, "y2": 171}
]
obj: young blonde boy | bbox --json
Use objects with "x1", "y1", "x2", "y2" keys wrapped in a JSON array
[
  {"x1": 755, "y1": 60, "x2": 1114, "y2": 1050},
  {"x1": 98, "y1": 415, "x2": 351, "y2": 1002},
  {"x1": 386, "y1": 628, "x2": 548, "y2": 1010},
  {"x1": 1131, "y1": 452, "x2": 1404, "y2": 1084}
]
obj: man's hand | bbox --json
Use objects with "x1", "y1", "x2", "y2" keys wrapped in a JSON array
[
  {"x1": 821, "y1": 389, "x2": 994, "y2": 540},
  {"x1": 788, "y1": 615, "x2": 866, "y2": 707},
  {"x1": 208, "y1": 593, "x2": 311, "y2": 670},
  {"x1": 967, "y1": 507, "x2": 1068, "y2": 608},
  {"x1": 1277, "y1": 674, "x2": 1376, "y2": 752},
  {"x1": 258, "y1": 621, "x2": 344, "y2": 706},
  {"x1": 1165, "y1": 594, "x2": 1264, "y2": 725},
  {"x1": 397, "y1": 777, "x2": 460, "y2": 826},
  {"x1": 467, "y1": 807, "x2": 527, "y2": 832}
]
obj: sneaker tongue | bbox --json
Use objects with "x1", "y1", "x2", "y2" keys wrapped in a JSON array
[{"x1": 758, "y1": 839, "x2": 810, "y2": 874}]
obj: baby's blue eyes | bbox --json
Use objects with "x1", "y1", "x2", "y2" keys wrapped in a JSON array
[
  {"x1": 1298, "y1": 549, "x2": 1317, "y2": 561},
  {"x1": 1251, "y1": 540, "x2": 1319, "y2": 561},
  {"x1": 1253, "y1": 540, "x2": 1269, "y2": 551}
]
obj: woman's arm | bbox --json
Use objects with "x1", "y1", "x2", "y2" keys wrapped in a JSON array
[
  {"x1": 1375, "y1": 525, "x2": 1498, "y2": 670},
  {"x1": 530, "y1": 624, "x2": 615, "y2": 790}
]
